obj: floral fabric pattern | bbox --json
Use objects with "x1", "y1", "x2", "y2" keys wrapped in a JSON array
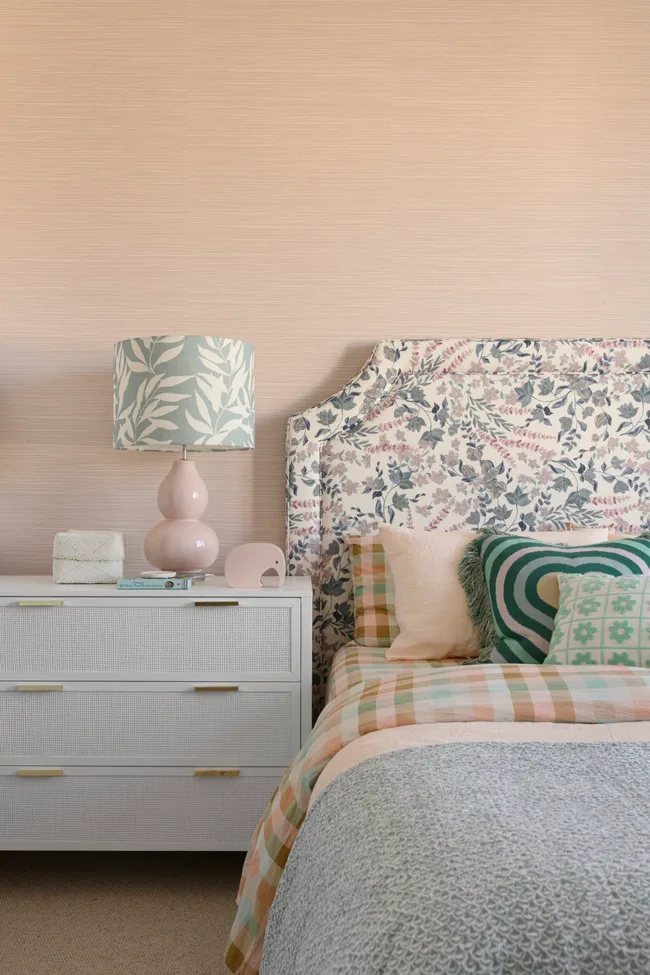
[
  {"x1": 546, "y1": 573, "x2": 650, "y2": 667},
  {"x1": 286, "y1": 339, "x2": 650, "y2": 711}
]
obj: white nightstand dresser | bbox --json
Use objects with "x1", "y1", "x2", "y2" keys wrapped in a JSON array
[{"x1": 0, "y1": 575, "x2": 312, "y2": 851}]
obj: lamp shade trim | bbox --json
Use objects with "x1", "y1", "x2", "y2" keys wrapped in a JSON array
[{"x1": 113, "y1": 335, "x2": 254, "y2": 451}]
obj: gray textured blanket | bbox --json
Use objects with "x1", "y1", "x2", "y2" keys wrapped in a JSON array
[{"x1": 260, "y1": 742, "x2": 650, "y2": 975}]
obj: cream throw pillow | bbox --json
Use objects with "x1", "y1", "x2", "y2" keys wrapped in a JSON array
[{"x1": 378, "y1": 525, "x2": 611, "y2": 660}]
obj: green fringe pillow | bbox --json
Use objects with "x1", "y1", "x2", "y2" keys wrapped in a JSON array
[
  {"x1": 458, "y1": 530, "x2": 650, "y2": 665},
  {"x1": 546, "y1": 573, "x2": 650, "y2": 668}
]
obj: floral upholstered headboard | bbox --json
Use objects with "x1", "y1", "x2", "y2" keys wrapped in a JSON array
[{"x1": 286, "y1": 338, "x2": 650, "y2": 709}]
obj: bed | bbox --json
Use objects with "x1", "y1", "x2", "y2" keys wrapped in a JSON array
[{"x1": 226, "y1": 338, "x2": 650, "y2": 975}]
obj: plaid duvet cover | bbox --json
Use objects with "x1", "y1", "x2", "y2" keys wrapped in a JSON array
[
  {"x1": 326, "y1": 641, "x2": 466, "y2": 700},
  {"x1": 225, "y1": 663, "x2": 650, "y2": 975}
]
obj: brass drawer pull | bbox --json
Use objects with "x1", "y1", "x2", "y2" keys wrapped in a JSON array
[
  {"x1": 193, "y1": 685, "x2": 239, "y2": 693},
  {"x1": 194, "y1": 600, "x2": 239, "y2": 607},
  {"x1": 17, "y1": 600, "x2": 65, "y2": 607},
  {"x1": 17, "y1": 769, "x2": 64, "y2": 777},
  {"x1": 16, "y1": 684, "x2": 63, "y2": 692},
  {"x1": 194, "y1": 769, "x2": 239, "y2": 778}
]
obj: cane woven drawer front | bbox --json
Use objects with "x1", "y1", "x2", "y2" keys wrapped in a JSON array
[
  {"x1": 1, "y1": 684, "x2": 298, "y2": 765},
  {"x1": 0, "y1": 603, "x2": 297, "y2": 678},
  {"x1": 0, "y1": 770, "x2": 283, "y2": 848}
]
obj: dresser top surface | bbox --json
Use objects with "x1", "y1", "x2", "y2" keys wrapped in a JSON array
[{"x1": 0, "y1": 575, "x2": 312, "y2": 598}]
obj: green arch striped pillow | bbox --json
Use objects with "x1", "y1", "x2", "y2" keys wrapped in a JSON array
[{"x1": 460, "y1": 531, "x2": 650, "y2": 665}]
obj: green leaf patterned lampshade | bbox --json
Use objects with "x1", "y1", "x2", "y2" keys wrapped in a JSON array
[{"x1": 113, "y1": 335, "x2": 254, "y2": 451}]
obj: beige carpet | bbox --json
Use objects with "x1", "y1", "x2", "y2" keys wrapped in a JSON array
[{"x1": 0, "y1": 851, "x2": 245, "y2": 975}]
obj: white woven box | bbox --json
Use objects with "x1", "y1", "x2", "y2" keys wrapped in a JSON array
[
  {"x1": 53, "y1": 531, "x2": 125, "y2": 584},
  {"x1": 52, "y1": 558, "x2": 124, "y2": 584}
]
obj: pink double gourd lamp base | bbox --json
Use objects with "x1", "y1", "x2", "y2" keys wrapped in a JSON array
[{"x1": 143, "y1": 457, "x2": 219, "y2": 573}]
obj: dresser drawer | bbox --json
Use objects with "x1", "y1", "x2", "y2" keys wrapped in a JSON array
[
  {"x1": 0, "y1": 598, "x2": 301, "y2": 681},
  {"x1": 0, "y1": 766, "x2": 283, "y2": 850},
  {"x1": 0, "y1": 681, "x2": 300, "y2": 766}
]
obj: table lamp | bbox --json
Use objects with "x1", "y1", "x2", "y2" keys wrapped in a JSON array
[{"x1": 113, "y1": 335, "x2": 254, "y2": 573}]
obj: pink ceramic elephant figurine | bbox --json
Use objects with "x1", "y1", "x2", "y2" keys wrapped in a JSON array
[{"x1": 224, "y1": 543, "x2": 286, "y2": 589}]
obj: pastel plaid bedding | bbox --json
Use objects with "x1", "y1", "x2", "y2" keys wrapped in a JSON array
[
  {"x1": 327, "y1": 641, "x2": 465, "y2": 700},
  {"x1": 347, "y1": 536, "x2": 399, "y2": 646},
  {"x1": 225, "y1": 663, "x2": 650, "y2": 975}
]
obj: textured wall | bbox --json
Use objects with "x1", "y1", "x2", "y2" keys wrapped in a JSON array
[{"x1": 1, "y1": 1, "x2": 650, "y2": 573}]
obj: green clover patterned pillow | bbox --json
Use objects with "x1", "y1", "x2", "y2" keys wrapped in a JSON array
[
  {"x1": 546, "y1": 573, "x2": 650, "y2": 668},
  {"x1": 459, "y1": 531, "x2": 650, "y2": 665}
]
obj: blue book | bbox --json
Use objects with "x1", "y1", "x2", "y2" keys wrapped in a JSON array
[{"x1": 116, "y1": 577, "x2": 193, "y2": 590}]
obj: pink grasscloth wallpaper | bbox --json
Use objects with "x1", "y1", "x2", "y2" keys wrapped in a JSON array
[{"x1": 1, "y1": 1, "x2": 650, "y2": 573}]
